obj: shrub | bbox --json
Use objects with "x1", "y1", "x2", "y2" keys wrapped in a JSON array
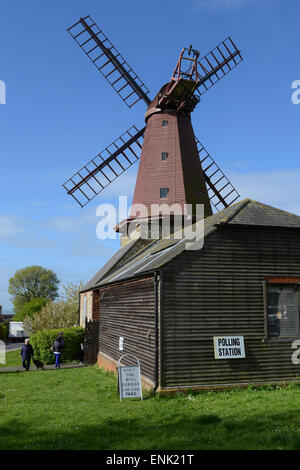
[
  {"x1": 29, "y1": 327, "x2": 84, "y2": 364},
  {"x1": 23, "y1": 282, "x2": 84, "y2": 334},
  {"x1": 24, "y1": 298, "x2": 81, "y2": 334},
  {"x1": 13, "y1": 298, "x2": 48, "y2": 321},
  {"x1": 0, "y1": 324, "x2": 8, "y2": 341}
]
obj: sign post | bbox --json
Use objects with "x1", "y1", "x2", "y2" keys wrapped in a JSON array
[{"x1": 117, "y1": 354, "x2": 143, "y2": 402}]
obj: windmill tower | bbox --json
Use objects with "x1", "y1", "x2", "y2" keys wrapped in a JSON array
[{"x1": 63, "y1": 16, "x2": 242, "y2": 244}]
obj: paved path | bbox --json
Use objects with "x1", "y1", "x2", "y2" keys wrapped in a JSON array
[
  {"x1": 4, "y1": 342, "x2": 23, "y2": 351},
  {"x1": 0, "y1": 363, "x2": 88, "y2": 372}
]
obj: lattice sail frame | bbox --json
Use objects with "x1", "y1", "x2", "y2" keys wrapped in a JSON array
[
  {"x1": 195, "y1": 138, "x2": 240, "y2": 211},
  {"x1": 196, "y1": 37, "x2": 242, "y2": 95},
  {"x1": 63, "y1": 125, "x2": 239, "y2": 211},
  {"x1": 67, "y1": 15, "x2": 151, "y2": 108},
  {"x1": 63, "y1": 126, "x2": 145, "y2": 207}
]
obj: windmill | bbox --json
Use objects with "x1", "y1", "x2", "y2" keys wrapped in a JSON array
[{"x1": 63, "y1": 15, "x2": 243, "y2": 236}]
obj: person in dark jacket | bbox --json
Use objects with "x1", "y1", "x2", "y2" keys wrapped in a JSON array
[
  {"x1": 20, "y1": 338, "x2": 34, "y2": 371},
  {"x1": 53, "y1": 332, "x2": 65, "y2": 369}
]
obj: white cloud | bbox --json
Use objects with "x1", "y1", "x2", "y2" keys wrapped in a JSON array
[
  {"x1": 47, "y1": 210, "x2": 97, "y2": 233},
  {"x1": 70, "y1": 235, "x2": 116, "y2": 258},
  {"x1": 48, "y1": 215, "x2": 88, "y2": 232},
  {"x1": 9, "y1": 236, "x2": 57, "y2": 249},
  {"x1": 49, "y1": 173, "x2": 138, "y2": 234},
  {"x1": 0, "y1": 216, "x2": 24, "y2": 238},
  {"x1": 0, "y1": 215, "x2": 57, "y2": 249},
  {"x1": 227, "y1": 168, "x2": 300, "y2": 215}
]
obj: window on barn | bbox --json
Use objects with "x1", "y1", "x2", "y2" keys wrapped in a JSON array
[
  {"x1": 162, "y1": 120, "x2": 168, "y2": 127},
  {"x1": 161, "y1": 152, "x2": 168, "y2": 161},
  {"x1": 266, "y1": 282, "x2": 300, "y2": 338}
]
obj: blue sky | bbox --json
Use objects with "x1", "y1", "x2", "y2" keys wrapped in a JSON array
[{"x1": 0, "y1": 0, "x2": 299, "y2": 312}]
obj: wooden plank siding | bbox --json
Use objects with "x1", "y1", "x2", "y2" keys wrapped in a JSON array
[
  {"x1": 99, "y1": 276, "x2": 156, "y2": 383},
  {"x1": 160, "y1": 225, "x2": 300, "y2": 388}
]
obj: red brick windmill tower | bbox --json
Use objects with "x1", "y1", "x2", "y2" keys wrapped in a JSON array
[{"x1": 63, "y1": 16, "x2": 242, "y2": 242}]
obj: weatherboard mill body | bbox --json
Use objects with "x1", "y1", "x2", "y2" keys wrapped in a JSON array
[{"x1": 81, "y1": 200, "x2": 300, "y2": 392}]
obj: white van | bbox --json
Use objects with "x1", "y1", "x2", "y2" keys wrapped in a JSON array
[{"x1": 9, "y1": 322, "x2": 30, "y2": 338}]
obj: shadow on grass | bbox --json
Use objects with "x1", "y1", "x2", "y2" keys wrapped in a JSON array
[
  {"x1": 1, "y1": 409, "x2": 300, "y2": 450},
  {"x1": 0, "y1": 370, "x2": 23, "y2": 375}
]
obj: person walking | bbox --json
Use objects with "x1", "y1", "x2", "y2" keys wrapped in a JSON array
[
  {"x1": 20, "y1": 338, "x2": 34, "y2": 371},
  {"x1": 53, "y1": 332, "x2": 65, "y2": 369}
]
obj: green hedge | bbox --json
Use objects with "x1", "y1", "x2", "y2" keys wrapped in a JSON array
[
  {"x1": 29, "y1": 327, "x2": 84, "y2": 364},
  {"x1": 0, "y1": 324, "x2": 8, "y2": 341}
]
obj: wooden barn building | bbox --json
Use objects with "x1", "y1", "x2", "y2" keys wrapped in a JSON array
[{"x1": 80, "y1": 198, "x2": 300, "y2": 393}]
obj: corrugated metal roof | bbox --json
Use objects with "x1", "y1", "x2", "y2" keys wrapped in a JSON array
[{"x1": 84, "y1": 198, "x2": 300, "y2": 290}]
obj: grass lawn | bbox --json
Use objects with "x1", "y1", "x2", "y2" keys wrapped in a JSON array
[
  {"x1": 0, "y1": 348, "x2": 79, "y2": 369},
  {"x1": 1, "y1": 367, "x2": 300, "y2": 450},
  {"x1": 0, "y1": 349, "x2": 22, "y2": 368}
]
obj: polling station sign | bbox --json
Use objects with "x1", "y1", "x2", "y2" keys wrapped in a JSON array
[{"x1": 213, "y1": 336, "x2": 245, "y2": 359}]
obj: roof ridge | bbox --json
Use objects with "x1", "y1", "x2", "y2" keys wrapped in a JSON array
[
  {"x1": 249, "y1": 199, "x2": 300, "y2": 218},
  {"x1": 218, "y1": 198, "x2": 251, "y2": 225}
]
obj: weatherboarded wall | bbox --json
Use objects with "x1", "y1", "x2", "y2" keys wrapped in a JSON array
[
  {"x1": 160, "y1": 225, "x2": 300, "y2": 388},
  {"x1": 98, "y1": 276, "x2": 156, "y2": 384}
]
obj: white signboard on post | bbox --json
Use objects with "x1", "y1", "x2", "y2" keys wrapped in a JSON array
[
  {"x1": 0, "y1": 340, "x2": 5, "y2": 365},
  {"x1": 213, "y1": 336, "x2": 245, "y2": 359},
  {"x1": 118, "y1": 354, "x2": 143, "y2": 401}
]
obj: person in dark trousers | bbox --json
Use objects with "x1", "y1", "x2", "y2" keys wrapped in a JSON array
[
  {"x1": 53, "y1": 332, "x2": 65, "y2": 369},
  {"x1": 20, "y1": 338, "x2": 34, "y2": 371}
]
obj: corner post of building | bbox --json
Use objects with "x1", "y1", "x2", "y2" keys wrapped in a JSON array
[
  {"x1": 262, "y1": 280, "x2": 269, "y2": 342},
  {"x1": 154, "y1": 271, "x2": 160, "y2": 392}
]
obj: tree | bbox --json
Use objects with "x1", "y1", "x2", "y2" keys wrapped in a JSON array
[
  {"x1": 8, "y1": 266, "x2": 59, "y2": 314},
  {"x1": 0, "y1": 323, "x2": 8, "y2": 340},
  {"x1": 13, "y1": 298, "x2": 48, "y2": 321},
  {"x1": 60, "y1": 281, "x2": 85, "y2": 309},
  {"x1": 24, "y1": 281, "x2": 84, "y2": 334}
]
